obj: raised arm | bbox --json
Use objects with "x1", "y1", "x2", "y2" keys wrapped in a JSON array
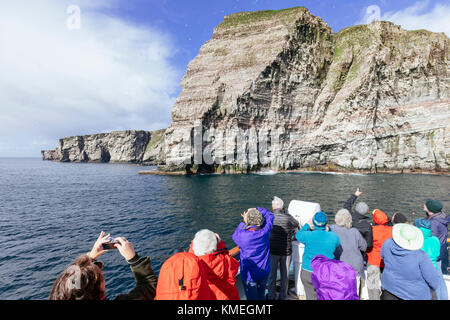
[
  {"x1": 115, "y1": 255, "x2": 158, "y2": 300},
  {"x1": 232, "y1": 221, "x2": 245, "y2": 247},
  {"x1": 344, "y1": 188, "x2": 363, "y2": 213},
  {"x1": 344, "y1": 195, "x2": 357, "y2": 213},
  {"x1": 257, "y1": 207, "x2": 274, "y2": 233},
  {"x1": 113, "y1": 238, "x2": 157, "y2": 300},
  {"x1": 295, "y1": 223, "x2": 312, "y2": 244}
]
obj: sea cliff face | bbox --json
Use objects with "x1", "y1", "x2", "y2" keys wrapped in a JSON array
[
  {"x1": 161, "y1": 7, "x2": 449, "y2": 174},
  {"x1": 42, "y1": 130, "x2": 165, "y2": 164}
]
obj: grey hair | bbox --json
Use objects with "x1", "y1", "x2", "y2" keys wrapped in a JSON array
[
  {"x1": 192, "y1": 229, "x2": 218, "y2": 257},
  {"x1": 272, "y1": 196, "x2": 284, "y2": 210},
  {"x1": 355, "y1": 202, "x2": 369, "y2": 216},
  {"x1": 335, "y1": 209, "x2": 352, "y2": 229}
]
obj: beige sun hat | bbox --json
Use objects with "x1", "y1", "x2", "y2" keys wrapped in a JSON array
[{"x1": 392, "y1": 223, "x2": 424, "y2": 251}]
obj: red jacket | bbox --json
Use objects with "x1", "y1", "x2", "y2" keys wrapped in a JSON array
[
  {"x1": 189, "y1": 240, "x2": 240, "y2": 300},
  {"x1": 155, "y1": 252, "x2": 214, "y2": 300},
  {"x1": 367, "y1": 209, "x2": 392, "y2": 268}
]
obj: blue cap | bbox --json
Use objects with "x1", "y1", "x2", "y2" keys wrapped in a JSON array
[
  {"x1": 414, "y1": 218, "x2": 431, "y2": 230},
  {"x1": 313, "y1": 211, "x2": 327, "y2": 228}
]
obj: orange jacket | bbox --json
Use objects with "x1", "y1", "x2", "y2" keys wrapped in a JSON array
[
  {"x1": 189, "y1": 240, "x2": 240, "y2": 300},
  {"x1": 155, "y1": 252, "x2": 215, "y2": 300},
  {"x1": 367, "y1": 209, "x2": 393, "y2": 268}
]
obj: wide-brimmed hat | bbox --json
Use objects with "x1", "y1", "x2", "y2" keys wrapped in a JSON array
[{"x1": 393, "y1": 223, "x2": 424, "y2": 251}]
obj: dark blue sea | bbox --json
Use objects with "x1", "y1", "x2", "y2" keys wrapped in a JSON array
[{"x1": 0, "y1": 158, "x2": 448, "y2": 299}]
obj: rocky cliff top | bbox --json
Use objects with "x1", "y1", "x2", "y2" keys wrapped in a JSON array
[
  {"x1": 216, "y1": 7, "x2": 309, "y2": 30},
  {"x1": 170, "y1": 7, "x2": 332, "y2": 122}
]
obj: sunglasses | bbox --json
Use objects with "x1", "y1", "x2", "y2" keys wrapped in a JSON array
[{"x1": 93, "y1": 261, "x2": 104, "y2": 270}]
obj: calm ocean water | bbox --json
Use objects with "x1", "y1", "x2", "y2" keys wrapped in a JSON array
[{"x1": 0, "y1": 158, "x2": 448, "y2": 299}]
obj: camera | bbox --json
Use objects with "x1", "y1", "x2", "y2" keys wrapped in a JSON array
[{"x1": 102, "y1": 236, "x2": 118, "y2": 250}]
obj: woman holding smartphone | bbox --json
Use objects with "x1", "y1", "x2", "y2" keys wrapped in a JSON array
[{"x1": 49, "y1": 231, "x2": 157, "y2": 300}]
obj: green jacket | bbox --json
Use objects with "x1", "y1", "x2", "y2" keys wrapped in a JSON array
[
  {"x1": 418, "y1": 227, "x2": 441, "y2": 270},
  {"x1": 114, "y1": 255, "x2": 158, "y2": 300}
]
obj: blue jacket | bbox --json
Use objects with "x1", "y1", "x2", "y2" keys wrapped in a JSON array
[
  {"x1": 419, "y1": 227, "x2": 441, "y2": 269},
  {"x1": 380, "y1": 238, "x2": 440, "y2": 300},
  {"x1": 296, "y1": 224, "x2": 340, "y2": 272},
  {"x1": 232, "y1": 207, "x2": 274, "y2": 282},
  {"x1": 427, "y1": 212, "x2": 450, "y2": 261}
]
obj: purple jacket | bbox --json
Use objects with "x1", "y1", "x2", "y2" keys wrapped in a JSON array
[
  {"x1": 427, "y1": 212, "x2": 450, "y2": 260},
  {"x1": 232, "y1": 207, "x2": 274, "y2": 282},
  {"x1": 311, "y1": 255, "x2": 359, "y2": 300}
]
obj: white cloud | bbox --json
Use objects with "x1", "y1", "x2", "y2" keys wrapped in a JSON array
[
  {"x1": 0, "y1": 0, "x2": 181, "y2": 157},
  {"x1": 358, "y1": 1, "x2": 450, "y2": 36},
  {"x1": 382, "y1": 1, "x2": 450, "y2": 36}
]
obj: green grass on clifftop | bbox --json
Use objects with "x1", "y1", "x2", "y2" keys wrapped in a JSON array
[
  {"x1": 145, "y1": 129, "x2": 165, "y2": 153},
  {"x1": 217, "y1": 6, "x2": 307, "y2": 29}
]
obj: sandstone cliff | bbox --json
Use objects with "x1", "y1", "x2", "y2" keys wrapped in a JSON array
[
  {"x1": 162, "y1": 6, "x2": 449, "y2": 174},
  {"x1": 42, "y1": 130, "x2": 166, "y2": 164}
]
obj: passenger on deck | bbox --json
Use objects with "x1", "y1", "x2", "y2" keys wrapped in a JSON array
[
  {"x1": 414, "y1": 218, "x2": 440, "y2": 269},
  {"x1": 380, "y1": 223, "x2": 440, "y2": 300},
  {"x1": 343, "y1": 188, "x2": 373, "y2": 249},
  {"x1": 329, "y1": 209, "x2": 367, "y2": 298},
  {"x1": 189, "y1": 229, "x2": 240, "y2": 300},
  {"x1": 424, "y1": 200, "x2": 449, "y2": 300},
  {"x1": 49, "y1": 232, "x2": 157, "y2": 300},
  {"x1": 155, "y1": 251, "x2": 214, "y2": 300},
  {"x1": 366, "y1": 209, "x2": 392, "y2": 300},
  {"x1": 391, "y1": 212, "x2": 408, "y2": 225},
  {"x1": 414, "y1": 218, "x2": 441, "y2": 300},
  {"x1": 267, "y1": 196, "x2": 299, "y2": 300},
  {"x1": 232, "y1": 207, "x2": 274, "y2": 300},
  {"x1": 296, "y1": 211, "x2": 340, "y2": 300}
]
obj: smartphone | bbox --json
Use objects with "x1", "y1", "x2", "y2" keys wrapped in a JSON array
[{"x1": 102, "y1": 236, "x2": 118, "y2": 250}]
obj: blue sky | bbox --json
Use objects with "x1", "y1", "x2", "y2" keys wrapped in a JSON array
[
  {"x1": 0, "y1": 0, "x2": 448, "y2": 157},
  {"x1": 94, "y1": 0, "x2": 446, "y2": 81},
  {"x1": 91, "y1": 0, "x2": 436, "y2": 83}
]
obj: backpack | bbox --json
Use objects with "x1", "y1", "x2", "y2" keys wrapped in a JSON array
[{"x1": 155, "y1": 252, "x2": 214, "y2": 300}]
